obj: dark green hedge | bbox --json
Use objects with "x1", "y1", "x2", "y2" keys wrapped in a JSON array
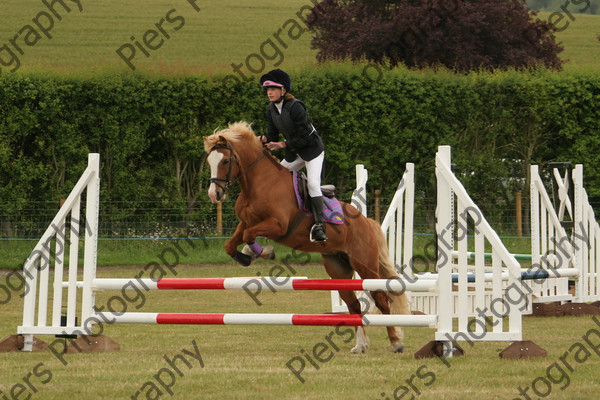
[{"x1": 1, "y1": 66, "x2": 599, "y2": 236}]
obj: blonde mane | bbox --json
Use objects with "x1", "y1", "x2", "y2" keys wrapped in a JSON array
[{"x1": 204, "y1": 121, "x2": 261, "y2": 153}]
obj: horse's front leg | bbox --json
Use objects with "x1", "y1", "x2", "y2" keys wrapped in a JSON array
[
  {"x1": 226, "y1": 221, "x2": 255, "y2": 266},
  {"x1": 235, "y1": 217, "x2": 285, "y2": 261},
  {"x1": 242, "y1": 217, "x2": 286, "y2": 244}
]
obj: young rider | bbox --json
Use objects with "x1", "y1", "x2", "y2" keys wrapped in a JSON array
[{"x1": 259, "y1": 69, "x2": 328, "y2": 242}]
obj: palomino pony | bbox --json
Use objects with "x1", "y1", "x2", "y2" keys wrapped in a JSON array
[{"x1": 204, "y1": 121, "x2": 410, "y2": 354}]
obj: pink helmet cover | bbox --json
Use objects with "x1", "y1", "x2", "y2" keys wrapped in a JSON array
[{"x1": 262, "y1": 80, "x2": 284, "y2": 88}]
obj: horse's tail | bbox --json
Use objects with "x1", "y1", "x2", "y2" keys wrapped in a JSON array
[{"x1": 367, "y1": 218, "x2": 411, "y2": 316}]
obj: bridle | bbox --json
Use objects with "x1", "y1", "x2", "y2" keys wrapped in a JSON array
[
  {"x1": 209, "y1": 145, "x2": 236, "y2": 196},
  {"x1": 209, "y1": 144, "x2": 267, "y2": 200}
]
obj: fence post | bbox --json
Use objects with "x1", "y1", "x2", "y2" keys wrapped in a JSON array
[
  {"x1": 515, "y1": 192, "x2": 522, "y2": 237},
  {"x1": 217, "y1": 202, "x2": 223, "y2": 235},
  {"x1": 374, "y1": 189, "x2": 381, "y2": 223}
]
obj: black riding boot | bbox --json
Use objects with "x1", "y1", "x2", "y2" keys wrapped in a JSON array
[{"x1": 310, "y1": 196, "x2": 328, "y2": 242}]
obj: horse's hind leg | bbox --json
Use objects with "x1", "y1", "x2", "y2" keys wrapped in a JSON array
[
  {"x1": 322, "y1": 253, "x2": 370, "y2": 354},
  {"x1": 348, "y1": 255, "x2": 404, "y2": 353},
  {"x1": 371, "y1": 291, "x2": 404, "y2": 353},
  {"x1": 377, "y1": 261, "x2": 410, "y2": 353}
]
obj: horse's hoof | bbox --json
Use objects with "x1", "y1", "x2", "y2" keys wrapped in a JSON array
[
  {"x1": 391, "y1": 343, "x2": 405, "y2": 353},
  {"x1": 232, "y1": 252, "x2": 252, "y2": 267},
  {"x1": 261, "y1": 245, "x2": 275, "y2": 260},
  {"x1": 241, "y1": 245, "x2": 256, "y2": 259},
  {"x1": 350, "y1": 345, "x2": 368, "y2": 354}
]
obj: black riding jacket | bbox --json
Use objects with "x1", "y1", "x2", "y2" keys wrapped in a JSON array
[{"x1": 265, "y1": 98, "x2": 324, "y2": 162}]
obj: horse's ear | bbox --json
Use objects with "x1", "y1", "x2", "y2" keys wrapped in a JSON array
[{"x1": 217, "y1": 135, "x2": 228, "y2": 145}]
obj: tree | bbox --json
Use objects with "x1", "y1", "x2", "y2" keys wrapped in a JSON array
[{"x1": 307, "y1": 0, "x2": 564, "y2": 72}]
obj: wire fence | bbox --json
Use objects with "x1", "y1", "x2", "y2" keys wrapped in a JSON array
[{"x1": 3, "y1": 197, "x2": 590, "y2": 240}]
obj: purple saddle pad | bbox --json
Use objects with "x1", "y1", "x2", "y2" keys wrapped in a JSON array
[{"x1": 292, "y1": 171, "x2": 344, "y2": 224}]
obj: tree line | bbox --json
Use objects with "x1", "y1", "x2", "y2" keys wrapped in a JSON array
[{"x1": 1, "y1": 67, "x2": 598, "y2": 237}]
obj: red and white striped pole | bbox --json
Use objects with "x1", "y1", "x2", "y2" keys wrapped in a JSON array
[
  {"x1": 89, "y1": 277, "x2": 436, "y2": 292},
  {"x1": 109, "y1": 312, "x2": 436, "y2": 327}
]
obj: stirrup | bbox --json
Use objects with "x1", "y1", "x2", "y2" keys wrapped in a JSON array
[{"x1": 310, "y1": 224, "x2": 327, "y2": 242}]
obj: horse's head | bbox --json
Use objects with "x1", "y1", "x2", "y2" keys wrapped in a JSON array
[
  {"x1": 204, "y1": 136, "x2": 235, "y2": 203},
  {"x1": 204, "y1": 121, "x2": 263, "y2": 203}
]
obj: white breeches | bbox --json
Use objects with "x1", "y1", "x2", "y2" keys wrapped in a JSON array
[{"x1": 281, "y1": 151, "x2": 325, "y2": 197}]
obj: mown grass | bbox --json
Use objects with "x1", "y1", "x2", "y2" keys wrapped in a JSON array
[
  {"x1": 0, "y1": 0, "x2": 318, "y2": 76},
  {"x1": 544, "y1": 12, "x2": 600, "y2": 69},
  {"x1": 1, "y1": 263, "x2": 600, "y2": 400},
  {"x1": 0, "y1": 1, "x2": 598, "y2": 77},
  {"x1": 0, "y1": 233, "x2": 533, "y2": 271},
  {"x1": 0, "y1": 237, "x2": 304, "y2": 270},
  {"x1": 0, "y1": 238, "x2": 228, "y2": 270}
]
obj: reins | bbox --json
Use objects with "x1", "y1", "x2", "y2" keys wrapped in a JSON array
[{"x1": 210, "y1": 142, "x2": 303, "y2": 238}]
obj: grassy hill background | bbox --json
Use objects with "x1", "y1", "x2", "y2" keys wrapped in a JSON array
[
  {"x1": 1, "y1": 0, "x2": 598, "y2": 76},
  {"x1": 0, "y1": 0, "x2": 317, "y2": 75}
]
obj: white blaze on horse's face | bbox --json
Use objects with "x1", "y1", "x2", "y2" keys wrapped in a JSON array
[{"x1": 207, "y1": 150, "x2": 225, "y2": 203}]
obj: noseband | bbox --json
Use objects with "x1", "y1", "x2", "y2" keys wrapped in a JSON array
[{"x1": 209, "y1": 144, "x2": 267, "y2": 199}]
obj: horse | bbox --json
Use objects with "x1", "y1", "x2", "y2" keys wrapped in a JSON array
[{"x1": 203, "y1": 121, "x2": 410, "y2": 354}]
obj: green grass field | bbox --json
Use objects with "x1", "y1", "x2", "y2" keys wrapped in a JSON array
[
  {"x1": 0, "y1": 1, "x2": 598, "y2": 76},
  {"x1": 0, "y1": 0, "x2": 318, "y2": 76},
  {"x1": 0, "y1": 233, "x2": 534, "y2": 270},
  {"x1": 2, "y1": 2, "x2": 600, "y2": 399},
  {"x1": 2, "y1": 264, "x2": 600, "y2": 400}
]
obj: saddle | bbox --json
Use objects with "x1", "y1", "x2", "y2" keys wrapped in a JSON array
[{"x1": 292, "y1": 171, "x2": 344, "y2": 225}]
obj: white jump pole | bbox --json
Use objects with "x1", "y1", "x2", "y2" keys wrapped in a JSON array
[
  {"x1": 65, "y1": 277, "x2": 437, "y2": 292},
  {"x1": 109, "y1": 312, "x2": 437, "y2": 327}
]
